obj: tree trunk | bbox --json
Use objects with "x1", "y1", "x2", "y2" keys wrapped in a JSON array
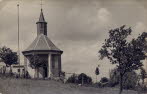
[
  {"x1": 9, "y1": 65, "x2": 12, "y2": 75},
  {"x1": 142, "y1": 79, "x2": 144, "y2": 85},
  {"x1": 82, "y1": 75, "x2": 84, "y2": 85},
  {"x1": 3, "y1": 65, "x2": 6, "y2": 74},
  {"x1": 96, "y1": 75, "x2": 97, "y2": 83},
  {"x1": 34, "y1": 67, "x2": 39, "y2": 79},
  {"x1": 37, "y1": 68, "x2": 39, "y2": 78},
  {"x1": 34, "y1": 68, "x2": 38, "y2": 78},
  {"x1": 119, "y1": 74, "x2": 123, "y2": 94}
]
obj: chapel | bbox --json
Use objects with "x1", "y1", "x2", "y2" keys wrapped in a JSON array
[{"x1": 22, "y1": 9, "x2": 63, "y2": 79}]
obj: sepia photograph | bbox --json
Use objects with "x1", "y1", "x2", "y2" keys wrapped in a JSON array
[{"x1": 0, "y1": 0, "x2": 146, "y2": 94}]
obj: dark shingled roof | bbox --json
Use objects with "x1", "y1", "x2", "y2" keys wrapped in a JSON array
[{"x1": 23, "y1": 34, "x2": 61, "y2": 52}]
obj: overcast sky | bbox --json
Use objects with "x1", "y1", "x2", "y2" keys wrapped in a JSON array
[{"x1": 0, "y1": 0, "x2": 146, "y2": 81}]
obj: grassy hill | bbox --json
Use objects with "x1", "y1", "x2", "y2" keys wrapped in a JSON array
[{"x1": 0, "y1": 78, "x2": 141, "y2": 94}]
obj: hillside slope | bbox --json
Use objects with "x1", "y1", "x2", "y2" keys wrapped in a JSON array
[{"x1": 0, "y1": 78, "x2": 139, "y2": 94}]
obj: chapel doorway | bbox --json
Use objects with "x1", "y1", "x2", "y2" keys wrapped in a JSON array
[{"x1": 43, "y1": 66, "x2": 48, "y2": 78}]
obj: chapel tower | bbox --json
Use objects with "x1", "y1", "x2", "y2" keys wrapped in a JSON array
[{"x1": 36, "y1": 9, "x2": 47, "y2": 36}]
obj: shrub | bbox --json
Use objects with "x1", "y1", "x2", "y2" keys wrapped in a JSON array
[
  {"x1": 95, "y1": 77, "x2": 109, "y2": 87},
  {"x1": 66, "y1": 73, "x2": 92, "y2": 85},
  {"x1": 77, "y1": 73, "x2": 92, "y2": 85},
  {"x1": 100, "y1": 77, "x2": 109, "y2": 83},
  {"x1": 109, "y1": 68, "x2": 119, "y2": 87},
  {"x1": 123, "y1": 71, "x2": 138, "y2": 89},
  {"x1": 66, "y1": 74, "x2": 78, "y2": 84},
  {"x1": 109, "y1": 68, "x2": 138, "y2": 89},
  {"x1": 135, "y1": 84, "x2": 147, "y2": 93}
]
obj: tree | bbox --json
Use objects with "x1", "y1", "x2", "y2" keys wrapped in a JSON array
[
  {"x1": 109, "y1": 68, "x2": 138, "y2": 89},
  {"x1": 140, "y1": 67, "x2": 147, "y2": 85},
  {"x1": 67, "y1": 73, "x2": 92, "y2": 85},
  {"x1": 0, "y1": 46, "x2": 18, "y2": 74},
  {"x1": 78, "y1": 73, "x2": 92, "y2": 85},
  {"x1": 99, "y1": 25, "x2": 146, "y2": 94},
  {"x1": 95, "y1": 66, "x2": 100, "y2": 82},
  {"x1": 122, "y1": 71, "x2": 138, "y2": 90},
  {"x1": 109, "y1": 68, "x2": 120, "y2": 87},
  {"x1": 29, "y1": 54, "x2": 47, "y2": 78}
]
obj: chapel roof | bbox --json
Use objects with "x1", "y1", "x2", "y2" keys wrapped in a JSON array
[
  {"x1": 23, "y1": 34, "x2": 61, "y2": 52},
  {"x1": 22, "y1": 9, "x2": 62, "y2": 54}
]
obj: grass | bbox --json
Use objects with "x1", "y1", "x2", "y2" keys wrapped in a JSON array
[{"x1": 0, "y1": 78, "x2": 144, "y2": 94}]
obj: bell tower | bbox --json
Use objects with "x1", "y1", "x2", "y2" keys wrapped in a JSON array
[{"x1": 36, "y1": 9, "x2": 47, "y2": 36}]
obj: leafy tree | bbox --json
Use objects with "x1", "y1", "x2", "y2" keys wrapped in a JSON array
[
  {"x1": 0, "y1": 46, "x2": 18, "y2": 74},
  {"x1": 67, "y1": 73, "x2": 92, "y2": 85},
  {"x1": 109, "y1": 68, "x2": 138, "y2": 89},
  {"x1": 29, "y1": 54, "x2": 47, "y2": 78},
  {"x1": 109, "y1": 68, "x2": 120, "y2": 87},
  {"x1": 78, "y1": 73, "x2": 92, "y2": 85},
  {"x1": 122, "y1": 71, "x2": 138, "y2": 90},
  {"x1": 95, "y1": 65, "x2": 100, "y2": 82},
  {"x1": 99, "y1": 25, "x2": 146, "y2": 94}
]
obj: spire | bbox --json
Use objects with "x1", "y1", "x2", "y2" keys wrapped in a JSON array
[
  {"x1": 37, "y1": 0, "x2": 46, "y2": 23},
  {"x1": 36, "y1": 9, "x2": 47, "y2": 36},
  {"x1": 38, "y1": 9, "x2": 46, "y2": 22},
  {"x1": 36, "y1": 0, "x2": 47, "y2": 36}
]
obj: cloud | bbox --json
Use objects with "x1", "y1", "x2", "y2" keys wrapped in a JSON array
[
  {"x1": 128, "y1": 22, "x2": 147, "y2": 39},
  {"x1": 97, "y1": 8, "x2": 111, "y2": 24},
  {"x1": 0, "y1": 0, "x2": 10, "y2": 10},
  {"x1": 134, "y1": 22, "x2": 146, "y2": 33}
]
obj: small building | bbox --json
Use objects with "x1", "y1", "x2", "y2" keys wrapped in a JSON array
[
  {"x1": 12, "y1": 65, "x2": 25, "y2": 77},
  {"x1": 0, "y1": 61, "x2": 25, "y2": 77},
  {"x1": 22, "y1": 9, "x2": 63, "y2": 79}
]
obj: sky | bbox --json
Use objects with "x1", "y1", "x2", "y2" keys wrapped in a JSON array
[{"x1": 0, "y1": 0, "x2": 146, "y2": 81}]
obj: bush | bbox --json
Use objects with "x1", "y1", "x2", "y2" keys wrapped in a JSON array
[
  {"x1": 135, "y1": 84, "x2": 147, "y2": 93},
  {"x1": 123, "y1": 71, "x2": 138, "y2": 89},
  {"x1": 100, "y1": 77, "x2": 109, "y2": 83},
  {"x1": 109, "y1": 68, "x2": 119, "y2": 87},
  {"x1": 95, "y1": 77, "x2": 109, "y2": 88},
  {"x1": 66, "y1": 73, "x2": 92, "y2": 85},
  {"x1": 66, "y1": 74, "x2": 78, "y2": 83},
  {"x1": 109, "y1": 68, "x2": 138, "y2": 89},
  {"x1": 95, "y1": 82, "x2": 102, "y2": 87},
  {"x1": 77, "y1": 73, "x2": 92, "y2": 85}
]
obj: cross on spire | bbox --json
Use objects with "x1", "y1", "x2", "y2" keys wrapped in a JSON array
[
  {"x1": 40, "y1": 0, "x2": 43, "y2": 10},
  {"x1": 17, "y1": 0, "x2": 20, "y2": 6}
]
